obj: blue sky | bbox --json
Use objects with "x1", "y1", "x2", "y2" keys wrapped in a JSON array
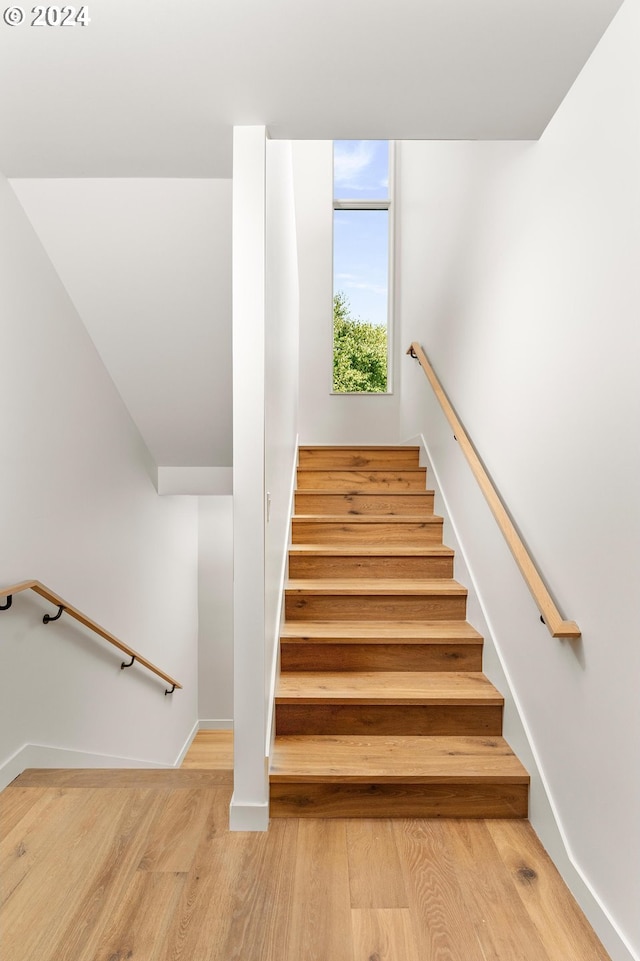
[{"x1": 333, "y1": 141, "x2": 389, "y2": 328}]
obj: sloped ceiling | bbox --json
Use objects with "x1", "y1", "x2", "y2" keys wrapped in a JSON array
[
  {"x1": 11, "y1": 179, "x2": 232, "y2": 468},
  {"x1": 0, "y1": 0, "x2": 625, "y2": 178}
]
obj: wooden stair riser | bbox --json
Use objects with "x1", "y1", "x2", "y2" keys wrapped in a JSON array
[
  {"x1": 275, "y1": 703, "x2": 503, "y2": 737},
  {"x1": 294, "y1": 491, "x2": 435, "y2": 516},
  {"x1": 270, "y1": 782, "x2": 528, "y2": 819},
  {"x1": 296, "y1": 469, "x2": 428, "y2": 491},
  {"x1": 298, "y1": 447, "x2": 420, "y2": 469},
  {"x1": 288, "y1": 553, "x2": 454, "y2": 579},
  {"x1": 285, "y1": 593, "x2": 467, "y2": 621},
  {"x1": 291, "y1": 519, "x2": 444, "y2": 545},
  {"x1": 280, "y1": 641, "x2": 483, "y2": 673}
]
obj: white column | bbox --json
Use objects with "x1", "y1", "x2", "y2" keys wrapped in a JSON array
[{"x1": 230, "y1": 126, "x2": 269, "y2": 830}]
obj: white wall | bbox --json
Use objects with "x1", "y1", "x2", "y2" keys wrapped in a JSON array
[
  {"x1": 292, "y1": 140, "x2": 400, "y2": 444},
  {"x1": 10, "y1": 178, "x2": 232, "y2": 470},
  {"x1": 398, "y1": 2, "x2": 640, "y2": 957},
  {"x1": 198, "y1": 497, "x2": 234, "y2": 727},
  {"x1": 264, "y1": 140, "x2": 300, "y2": 744},
  {"x1": 0, "y1": 173, "x2": 199, "y2": 787}
]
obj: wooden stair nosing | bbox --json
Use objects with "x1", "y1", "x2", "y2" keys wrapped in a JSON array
[
  {"x1": 285, "y1": 578, "x2": 467, "y2": 597},
  {"x1": 292, "y1": 513, "x2": 442, "y2": 523},
  {"x1": 275, "y1": 671, "x2": 503, "y2": 706},
  {"x1": 280, "y1": 619, "x2": 483, "y2": 642},
  {"x1": 295, "y1": 488, "x2": 435, "y2": 496},
  {"x1": 298, "y1": 445, "x2": 421, "y2": 451},
  {"x1": 270, "y1": 734, "x2": 529, "y2": 784},
  {"x1": 288, "y1": 544, "x2": 454, "y2": 556}
]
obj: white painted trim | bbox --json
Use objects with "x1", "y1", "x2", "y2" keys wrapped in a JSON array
[
  {"x1": 229, "y1": 793, "x2": 270, "y2": 831},
  {"x1": 409, "y1": 431, "x2": 636, "y2": 961},
  {"x1": 174, "y1": 719, "x2": 200, "y2": 767},
  {"x1": 333, "y1": 199, "x2": 390, "y2": 210},
  {"x1": 157, "y1": 466, "x2": 233, "y2": 495},
  {"x1": 199, "y1": 718, "x2": 234, "y2": 731},
  {"x1": 265, "y1": 434, "x2": 299, "y2": 757}
]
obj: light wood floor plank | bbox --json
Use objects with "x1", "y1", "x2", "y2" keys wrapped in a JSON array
[
  {"x1": 486, "y1": 820, "x2": 610, "y2": 961},
  {"x1": 155, "y1": 786, "x2": 243, "y2": 961},
  {"x1": 42, "y1": 789, "x2": 165, "y2": 961},
  {"x1": 219, "y1": 819, "x2": 299, "y2": 961},
  {"x1": 443, "y1": 819, "x2": 553, "y2": 961},
  {"x1": 90, "y1": 870, "x2": 186, "y2": 961},
  {"x1": 393, "y1": 819, "x2": 487, "y2": 961},
  {"x1": 351, "y1": 908, "x2": 421, "y2": 961},
  {"x1": 1, "y1": 787, "x2": 89, "y2": 908},
  {"x1": 0, "y1": 785, "x2": 49, "y2": 836},
  {"x1": 1, "y1": 788, "x2": 131, "y2": 961},
  {"x1": 287, "y1": 819, "x2": 355, "y2": 961},
  {"x1": 14, "y1": 767, "x2": 233, "y2": 787},
  {"x1": 137, "y1": 787, "x2": 213, "y2": 873},
  {"x1": 347, "y1": 820, "x2": 408, "y2": 908},
  {"x1": 181, "y1": 730, "x2": 233, "y2": 769}
]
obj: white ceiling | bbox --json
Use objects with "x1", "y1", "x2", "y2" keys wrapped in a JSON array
[{"x1": 0, "y1": 0, "x2": 624, "y2": 178}]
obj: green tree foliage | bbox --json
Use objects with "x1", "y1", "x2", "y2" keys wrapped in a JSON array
[{"x1": 333, "y1": 292, "x2": 388, "y2": 393}]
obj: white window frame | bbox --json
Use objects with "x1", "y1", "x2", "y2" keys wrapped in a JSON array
[{"x1": 331, "y1": 140, "x2": 395, "y2": 395}]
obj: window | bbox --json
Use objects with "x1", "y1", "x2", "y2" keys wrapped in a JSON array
[{"x1": 332, "y1": 140, "x2": 393, "y2": 394}]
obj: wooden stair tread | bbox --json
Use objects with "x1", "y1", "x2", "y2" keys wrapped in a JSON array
[
  {"x1": 281, "y1": 619, "x2": 483, "y2": 642},
  {"x1": 270, "y1": 735, "x2": 529, "y2": 783},
  {"x1": 276, "y1": 671, "x2": 502, "y2": 704},
  {"x1": 297, "y1": 466, "x2": 426, "y2": 472},
  {"x1": 296, "y1": 489, "x2": 435, "y2": 496},
  {"x1": 286, "y1": 578, "x2": 467, "y2": 596},
  {"x1": 299, "y1": 446, "x2": 420, "y2": 452},
  {"x1": 289, "y1": 544, "x2": 454, "y2": 556},
  {"x1": 293, "y1": 513, "x2": 441, "y2": 523}
]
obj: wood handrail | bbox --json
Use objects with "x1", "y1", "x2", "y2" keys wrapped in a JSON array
[
  {"x1": 407, "y1": 343, "x2": 581, "y2": 639},
  {"x1": 0, "y1": 580, "x2": 182, "y2": 690}
]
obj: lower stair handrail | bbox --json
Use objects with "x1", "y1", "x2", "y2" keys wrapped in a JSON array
[{"x1": 0, "y1": 579, "x2": 182, "y2": 693}]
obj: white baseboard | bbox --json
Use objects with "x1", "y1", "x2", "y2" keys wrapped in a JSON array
[
  {"x1": 229, "y1": 793, "x2": 269, "y2": 831},
  {"x1": 174, "y1": 720, "x2": 200, "y2": 766},
  {"x1": 198, "y1": 719, "x2": 234, "y2": 730}
]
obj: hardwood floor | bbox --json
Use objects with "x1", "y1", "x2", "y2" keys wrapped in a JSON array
[{"x1": 0, "y1": 733, "x2": 610, "y2": 961}]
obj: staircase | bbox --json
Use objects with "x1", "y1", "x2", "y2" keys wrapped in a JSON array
[{"x1": 270, "y1": 445, "x2": 529, "y2": 818}]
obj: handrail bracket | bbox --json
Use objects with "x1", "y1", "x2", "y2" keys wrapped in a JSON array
[{"x1": 43, "y1": 605, "x2": 65, "y2": 624}]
